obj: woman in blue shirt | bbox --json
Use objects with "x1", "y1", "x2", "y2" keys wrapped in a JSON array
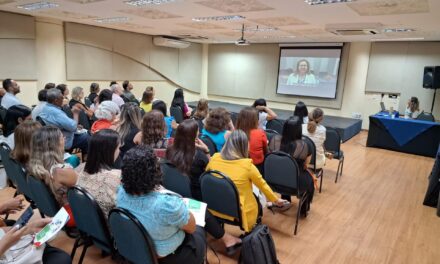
[
  {"x1": 202, "y1": 107, "x2": 233, "y2": 152},
  {"x1": 116, "y1": 145, "x2": 206, "y2": 263},
  {"x1": 152, "y1": 100, "x2": 177, "y2": 138}
]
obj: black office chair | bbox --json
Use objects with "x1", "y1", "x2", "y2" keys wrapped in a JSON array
[
  {"x1": 0, "y1": 143, "x2": 34, "y2": 203},
  {"x1": 170, "y1": 106, "x2": 184, "y2": 124},
  {"x1": 324, "y1": 128, "x2": 345, "y2": 183},
  {"x1": 160, "y1": 161, "x2": 192, "y2": 198},
  {"x1": 27, "y1": 175, "x2": 60, "y2": 218},
  {"x1": 0, "y1": 106, "x2": 7, "y2": 126},
  {"x1": 230, "y1": 112, "x2": 238, "y2": 127},
  {"x1": 266, "y1": 119, "x2": 284, "y2": 134},
  {"x1": 67, "y1": 186, "x2": 116, "y2": 264},
  {"x1": 36, "y1": 116, "x2": 46, "y2": 126},
  {"x1": 200, "y1": 136, "x2": 217, "y2": 155},
  {"x1": 423, "y1": 145, "x2": 440, "y2": 208},
  {"x1": 84, "y1": 97, "x2": 93, "y2": 108},
  {"x1": 109, "y1": 208, "x2": 158, "y2": 264},
  {"x1": 417, "y1": 111, "x2": 435, "y2": 122},
  {"x1": 200, "y1": 170, "x2": 244, "y2": 230},
  {"x1": 265, "y1": 129, "x2": 279, "y2": 145},
  {"x1": 303, "y1": 135, "x2": 324, "y2": 193},
  {"x1": 264, "y1": 152, "x2": 309, "y2": 235}
]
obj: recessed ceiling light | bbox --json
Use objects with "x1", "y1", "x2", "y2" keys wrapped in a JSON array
[
  {"x1": 372, "y1": 37, "x2": 425, "y2": 41},
  {"x1": 305, "y1": 0, "x2": 355, "y2": 5},
  {"x1": 17, "y1": 1, "x2": 59, "y2": 11},
  {"x1": 263, "y1": 35, "x2": 296, "y2": 39},
  {"x1": 383, "y1": 28, "x2": 415, "y2": 33},
  {"x1": 124, "y1": 0, "x2": 176, "y2": 6},
  {"x1": 192, "y1": 15, "x2": 245, "y2": 22},
  {"x1": 94, "y1": 17, "x2": 130, "y2": 24}
]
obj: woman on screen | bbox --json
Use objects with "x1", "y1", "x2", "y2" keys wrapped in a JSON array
[{"x1": 287, "y1": 59, "x2": 319, "y2": 85}]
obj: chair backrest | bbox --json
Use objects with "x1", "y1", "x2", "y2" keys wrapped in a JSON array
[
  {"x1": 266, "y1": 119, "x2": 283, "y2": 134},
  {"x1": 109, "y1": 208, "x2": 158, "y2": 264},
  {"x1": 160, "y1": 161, "x2": 192, "y2": 198},
  {"x1": 78, "y1": 110, "x2": 91, "y2": 130},
  {"x1": 36, "y1": 116, "x2": 46, "y2": 126},
  {"x1": 0, "y1": 106, "x2": 7, "y2": 125},
  {"x1": 230, "y1": 112, "x2": 238, "y2": 127},
  {"x1": 264, "y1": 152, "x2": 300, "y2": 197},
  {"x1": 169, "y1": 106, "x2": 183, "y2": 123},
  {"x1": 27, "y1": 176, "x2": 60, "y2": 217},
  {"x1": 417, "y1": 111, "x2": 435, "y2": 122},
  {"x1": 67, "y1": 186, "x2": 114, "y2": 253},
  {"x1": 302, "y1": 135, "x2": 317, "y2": 170},
  {"x1": 200, "y1": 170, "x2": 242, "y2": 227},
  {"x1": 200, "y1": 136, "x2": 217, "y2": 155},
  {"x1": 324, "y1": 127, "x2": 341, "y2": 154},
  {"x1": 0, "y1": 143, "x2": 33, "y2": 200}
]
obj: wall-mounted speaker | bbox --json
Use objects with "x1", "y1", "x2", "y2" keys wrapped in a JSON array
[{"x1": 423, "y1": 66, "x2": 440, "y2": 89}]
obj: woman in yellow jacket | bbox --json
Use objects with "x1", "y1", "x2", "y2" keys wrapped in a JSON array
[{"x1": 206, "y1": 129, "x2": 289, "y2": 232}]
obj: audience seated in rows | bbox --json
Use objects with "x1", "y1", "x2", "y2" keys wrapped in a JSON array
[
  {"x1": 152, "y1": 100, "x2": 176, "y2": 138},
  {"x1": 303, "y1": 108, "x2": 326, "y2": 169},
  {"x1": 206, "y1": 130, "x2": 288, "y2": 232},
  {"x1": 269, "y1": 117, "x2": 316, "y2": 214},
  {"x1": 116, "y1": 103, "x2": 142, "y2": 160},
  {"x1": 1, "y1": 105, "x2": 32, "y2": 149},
  {"x1": 27, "y1": 126, "x2": 80, "y2": 227},
  {"x1": 76, "y1": 129, "x2": 121, "y2": 216},
  {"x1": 32, "y1": 89, "x2": 48, "y2": 121},
  {"x1": 39, "y1": 88, "x2": 89, "y2": 154},
  {"x1": 1, "y1": 79, "x2": 22, "y2": 110},
  {"x1": 171, "y1": 88, "x2": 192, "y2": 118},
  {"x1": 201, "y1": 107, "x2": 233, "y2": 152},
  {"x1": 294, "y1": 101, "x2": 309, "y2": 124},
  {"x1": 236, "y1": 107, "x2": 268, "y2": 174},
  {"x1": 91, "y1": 101, "x2": 120, "y2": 134},
  {"x1": 252, "y1": 98, "x2": 277, "y2": 130},
  {"x1": 166, "y1": 119, "x2": 211, "y2": 201}
]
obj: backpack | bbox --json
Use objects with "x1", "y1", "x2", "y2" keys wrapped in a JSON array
[{"x1": 239, "y1": 224, "x2": 280, "y2": 264}]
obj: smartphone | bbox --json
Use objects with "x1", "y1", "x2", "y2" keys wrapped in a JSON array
[{"x1": 14, "y1": 206, "x2": 34, "y2": 229}]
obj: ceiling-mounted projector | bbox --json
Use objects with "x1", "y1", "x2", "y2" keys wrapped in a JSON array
[
  {"x1": 235, "y1": 24, "x2": 250, "y2": 46},
  {"x1": 153, "y1": 36, "x2": 191, "y2": 49}
]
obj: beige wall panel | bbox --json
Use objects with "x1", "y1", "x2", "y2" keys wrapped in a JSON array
[
  {"x1": 0, "y1": 39, "x2": 36, "y2": 80},
  {"x1": 178, "y1": 43, "x2": 202, "y2": 92},
  {"x1": 365, "y1": 42, "x2": 408, "y2": 93},
  {"x1": 65, "y1": 23, "x2": 113, "y2": 51},
  {"x1": 66, "y1": 42, "x2": 112, "y2": 80},
  {"x1": 208, "y1": 44, "x2": 236, "y2": 95},
  {"x1": 150, "y1": 45, "x2": 179, "y2": 82},
  {"x1": 112, "y1": 53, "x2": 164, "y2": 81},
  {"x1": 0, "y1": 12, "x2": 35, "y2": 39},
  {"x1": 113, "y1": 30, "x2": 152, "y2": 66}
]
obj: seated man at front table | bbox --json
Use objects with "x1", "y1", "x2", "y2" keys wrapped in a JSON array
[{"x1": 39, "y1": 88, "x2": 90, "y2": 154}]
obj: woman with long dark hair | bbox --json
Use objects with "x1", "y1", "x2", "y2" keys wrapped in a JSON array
[
  {"x1": 76, "y1": 129, "x2": 121, "y2": 216},
  {"x1": 294, "y1": 101, "x2": 309, "y2": 124},
  {"x1": 270, "y1": 116, "x2": 316, "y2": 214},
  {"x1": 2, "y1": 104, "x2": 32, "y2": 149},
  {"x1": 171, "y1": 88, "x2": 192, "y2": 118}
]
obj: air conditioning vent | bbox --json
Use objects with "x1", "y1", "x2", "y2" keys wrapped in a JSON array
[
  {"x1": 153, "y1": 36, "x2": 191, "y2": 49},
  {"x1": 330, "y1": 29, "x2": 379, "y2": 36}
]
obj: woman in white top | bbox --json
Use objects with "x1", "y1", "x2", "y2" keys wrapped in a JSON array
[
  {"x1": 252, "y1": 98, "x2": 277, "y2": 130},
  {"x1": 404, "y1": 97, "x2": 420, "y2": 119},
  {"x1": 302, "y1": 108, "x2": 326, "y2": 169}
]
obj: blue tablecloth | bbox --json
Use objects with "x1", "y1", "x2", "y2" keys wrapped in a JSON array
[{"x1": 374, "y1": 115, "x2": 436, "y2": 146}]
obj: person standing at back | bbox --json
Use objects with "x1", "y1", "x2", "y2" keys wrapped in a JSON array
[
  {"x1": 302, "y1": 108, "x2": 326, "y2": 169},
  {"x1": 252, "y1": 98, "x2": 277, "y2": 130}
]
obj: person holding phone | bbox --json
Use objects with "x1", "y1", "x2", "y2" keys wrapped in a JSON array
[{"x1": 0, "y1": 218, "x2": 72, "y2": 263}]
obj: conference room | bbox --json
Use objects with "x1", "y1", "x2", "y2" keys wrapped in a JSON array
[{"x1": 0, "y1": 0, "x2": 439, "y2": 263}]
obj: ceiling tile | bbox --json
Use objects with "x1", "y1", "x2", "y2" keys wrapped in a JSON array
[
  {"x1": 0, "y1": 0, "x2": 14, "y2": 5},
  {"x1": 66, "y1": 0, "x2": 106, "y2": 3},
  {"x1": 347, "y1": 0, "x2": 429, "y2": 16},
  {"x1": 195, "y1": 0, "x2": 273, "y2": 13},
  {"x1": 38, "y1": 10, "x2": 98, "y2": 19},
  {"x1": 119, "y1": 9, "x2": 181, "y2": 19},
  {"x1": 249, "y1": 16, "x2": 308, "y2": 27},
  {"x1": 178, "y1": 22, "x2": 226, "y2": 30}
]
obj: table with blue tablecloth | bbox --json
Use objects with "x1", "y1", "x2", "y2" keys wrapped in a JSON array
[{"x1": 367, "y1": 114, "x2": 440, "y2": 157}]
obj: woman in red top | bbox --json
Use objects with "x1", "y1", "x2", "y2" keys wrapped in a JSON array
[{"x1": 236, "y1": 107, "x2": 268, "y2": 174}]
